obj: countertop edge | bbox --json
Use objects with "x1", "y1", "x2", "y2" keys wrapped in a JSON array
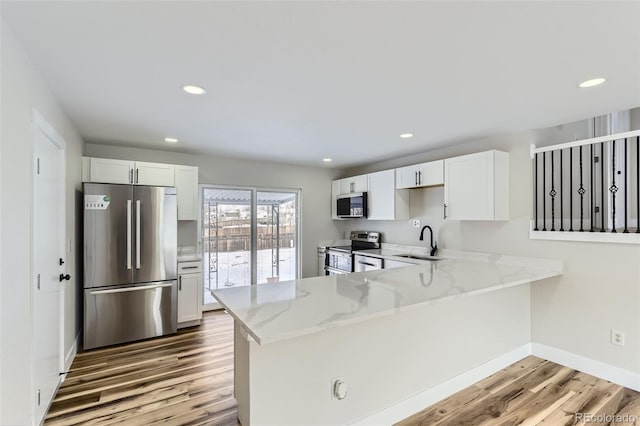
[{"x1": 219, "y1": 265, "x2": 562, "y2": 346}]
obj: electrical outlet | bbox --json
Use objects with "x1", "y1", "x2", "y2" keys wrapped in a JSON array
[
  {"x1": 611, "y1": 329, "x2": 625, "y2": 347},
  {"x1": 412, "y1": 219, "x2": 421, "y2": 228},
  {"x1": 331, "y1": 377, "x2": 347, "y2": 400}
]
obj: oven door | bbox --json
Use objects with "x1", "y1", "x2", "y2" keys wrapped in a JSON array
[{"x1": 325, "y1": 250, "x2": 353, "y2": 274}]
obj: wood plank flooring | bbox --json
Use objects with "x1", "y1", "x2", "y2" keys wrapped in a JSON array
[
  {"x1": 396, "y1": 356, "x2": 640, "y2": 426},
  {"x1": 47, "y1": 311, "x2": 639, "y2": 425},
  {"x1": 45, "y1": 312, "x2": 238, "y2": 426}
]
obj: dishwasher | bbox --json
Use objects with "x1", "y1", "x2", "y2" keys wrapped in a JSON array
[{"x1": 353, "y1": 254, "x2": 383, "y2": 272}]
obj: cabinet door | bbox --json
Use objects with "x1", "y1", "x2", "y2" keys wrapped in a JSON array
[
  {"x1": 135, "y1": 161, "x2": 175, "y2": 186},
  {"x1": 352, "y1": 174, "x2": 368, "y2": 193},
  {"x1": 175, "y1": 165, "x2": 199, "y2": 220},
  {"x1": 368, "y1": 170, "x2": 395, "y2": 220},
  {"x1": 178, "y1": 273, "x2": 202, "y2": 323},
  {"x1": 89, "y1": 157, "x2": 134, "y2": 184},
  {"x1": 444, "y1": 151, "x2": 494, "y2": 220},
  {"x1": 339, "y1": 178, "x2": 351, "y2": 194},
  {"x1": 419, "y1": 160, "x2": 444, "y2": 187},
  {"x1": 339, "y1": 175, "x2": 368, "y2": 193},
  {"x1": 331, "y1": 180, "x2": 341, "y2": 219},
  {"x1": 395, "y1": 165, "x2": 420, "y2": 189}
]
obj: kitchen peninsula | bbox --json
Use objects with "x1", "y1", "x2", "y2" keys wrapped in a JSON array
[{"x1": 213, "y1": 251, "x2": 563, "y2": 425}]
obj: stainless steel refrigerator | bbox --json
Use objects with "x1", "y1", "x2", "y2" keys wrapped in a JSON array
[{"x1": 83, "y1": 183, "x2": 177, "y2": 349}]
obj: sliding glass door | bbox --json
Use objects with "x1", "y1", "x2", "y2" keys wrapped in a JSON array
[{"x1": 201, "y1": 186, "x2": 300, "y2": 310}]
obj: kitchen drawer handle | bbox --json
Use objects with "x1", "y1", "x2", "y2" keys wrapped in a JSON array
[
  {"x1": 90, "y1": 282, "x2": 173, "y2": 295},
  {"x1": 181, "y1": 266, "x2": 199, "y2": 269},
  {"x1": 444, "y1": 203, "x2": 448, "y2": 219},
  {"x1": 358, "y1": 261, "x2": 377, "y2": 267}
]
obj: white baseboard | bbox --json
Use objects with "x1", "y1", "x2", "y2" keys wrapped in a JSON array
[
  {"x1": 61, "y1": 332, "x2": 80, "y2": 382},
  {"x1": 531, "y1": 343, "x2": 640, "y2": 392},
  {"x1": 350, "y1": 344, "x2": 532, "y2": 426}
]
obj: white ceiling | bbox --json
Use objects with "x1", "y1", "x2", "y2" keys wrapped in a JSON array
[{"x1": 2, "y1": 1, "x2": 639, "y2": 168}]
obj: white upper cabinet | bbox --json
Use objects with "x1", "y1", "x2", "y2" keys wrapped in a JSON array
[
  {"x1": 339, "y1": 174, "x2": 368, "y2": 194},
  {"x1": 83, "y1": 157, "x2": 175, "y2": 187},
  {"x1": 331, "y1": 180, "x2": 341, "y2": 220},
  {"x1": 395, "y1": 160, "x2": 444, "y2": 189},
  {"x1": 87, "y1": 157, "x2": 135, "y2": 184},
  {"x1": 444, "y1": 150, "x2": 509, "y2": 221},
  {"x1": 367, "y1": 170, "x2": 409, "y2": 220},
  {"x1": 175, "y1": 165, "x2": 199, "y2": 221},
  {"x1": 135, "y1": 161, "x2": 175, "y2": 186}
]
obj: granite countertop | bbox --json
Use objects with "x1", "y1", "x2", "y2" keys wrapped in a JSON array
[{"x1": 212, "y1": 250, "x2": 563, "y2": 345}]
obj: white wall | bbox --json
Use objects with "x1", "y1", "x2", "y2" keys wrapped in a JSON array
[
  {"x1": 84, "y1": 143, "x2": 344, "y2": 278},
  {"x1": 241, "y1": 284, "x2": 531, "y2": 425},
  {"x1": 338, "y1": 112, "x2": 640, "y2": 375},
  {"x1": 1, "y1": 20, "x2": 84, "y2": 425}
]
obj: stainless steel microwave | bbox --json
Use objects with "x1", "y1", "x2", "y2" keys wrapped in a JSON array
[{"x1": 336, "y1": 192, "x2": 367, "y2": 218}]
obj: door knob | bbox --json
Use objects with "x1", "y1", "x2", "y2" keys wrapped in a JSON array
[{"x1": 59, "y1": 274, "x2": 71, "y2": 282}]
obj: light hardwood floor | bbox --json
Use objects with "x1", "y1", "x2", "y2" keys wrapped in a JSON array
[
  {"x1": 396, "y1": 356, "x2": 640, "y2": 426},
  {"x1": 47, "y1": 311, "x2": 639, "y2": 425},
  {"x1": 45, "y1": 312, "x2": 238, "y2": 426}
]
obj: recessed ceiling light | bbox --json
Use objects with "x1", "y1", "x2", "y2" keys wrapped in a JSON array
[
  {"x1": 322, "y1": 158, "x2": 333, "y2": 162},
  {"x1": 164, "y1": 137, "x2": 179, "y2": 143},
  {"x1": 578, "y1": 78, "x2": 606, "y2": 88},
  {"x1": 400, "y1": 133, "x2": 414, "y2": 139},
  {"x1": 182, "y1": 84, "x2": 206, "y2": 95}
]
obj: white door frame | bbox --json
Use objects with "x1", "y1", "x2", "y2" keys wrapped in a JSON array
[{"x1": 31, "y1": 109, "x2": 66, "y2": 378}]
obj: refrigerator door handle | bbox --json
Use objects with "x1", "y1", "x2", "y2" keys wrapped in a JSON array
[
  {"x1": 136, "y1": 200, "x2": 141, "y2": 269},
  {"x1": 126, "y1": 200, "x2": 132, "y2": 270},
  {"x1": 89, "y1": 282, "x2": 173, "y2": 295}
]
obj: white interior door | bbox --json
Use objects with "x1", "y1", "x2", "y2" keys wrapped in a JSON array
[{"x1": 32, "y1": 111, "x2": 65, "y2": 424}]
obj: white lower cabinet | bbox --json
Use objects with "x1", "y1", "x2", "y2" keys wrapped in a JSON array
[
  {"x1": 178, "y1": 261, "x2": 203, "y2": 326},
  {"x1": 367, "y1": 169, "x2": 409, "y2": 220},
  {"x1": 444, "y1": 150, "x2": 509, "y2": 221},
  {"x1": 318, "y1": 248, "x2": 326, "y2": 276}
]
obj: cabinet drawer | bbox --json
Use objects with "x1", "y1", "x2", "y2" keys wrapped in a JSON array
[{"x1": 178, "y1": 261, "x2": 202, "y2": 274}]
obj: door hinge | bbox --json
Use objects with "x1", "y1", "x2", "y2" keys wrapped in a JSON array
[
  {"x1": 37, "y1": 389, "x2": 41, "y2": 406},
  {"x1": 595, "y1": 206, "x2": 600, "y2": 213},
  {"x1": 594, "y1": 156, "x2": 599, "y2": 164},
  {"x1": 36, "y1": 158, "x2": 40, "y2": 175},
  {"x1": 37, "y1": 273, "x2": 41, "y2": 290}
]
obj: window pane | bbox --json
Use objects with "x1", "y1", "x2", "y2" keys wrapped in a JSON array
[
  {"x1": 203, "y1": 188, "x2": 252, "y2": 306},
  {"x1": 256, "y1": 191, "x2": 297, "y2": 284}
]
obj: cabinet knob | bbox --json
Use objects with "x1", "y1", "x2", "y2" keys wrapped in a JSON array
[{"x1": 59, "y1": 274, "x2": 71, "y2": 282}]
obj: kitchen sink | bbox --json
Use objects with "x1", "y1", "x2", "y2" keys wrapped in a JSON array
[{"x1": 395, "y1": 254, "x2": 443, "y2": 261}]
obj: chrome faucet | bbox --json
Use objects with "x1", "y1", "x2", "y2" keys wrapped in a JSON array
[{"x1": 419, "y1": 225, "x2": 438, "y2": 257}]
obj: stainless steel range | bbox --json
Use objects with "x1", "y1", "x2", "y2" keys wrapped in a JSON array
[{"x1": 325, "y1": 231, "x2": 380, "y2": 275}]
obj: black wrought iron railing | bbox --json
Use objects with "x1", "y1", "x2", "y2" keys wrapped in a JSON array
[{"x1": 531, "y1": 130, "x2": 640, "y2": 235}]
